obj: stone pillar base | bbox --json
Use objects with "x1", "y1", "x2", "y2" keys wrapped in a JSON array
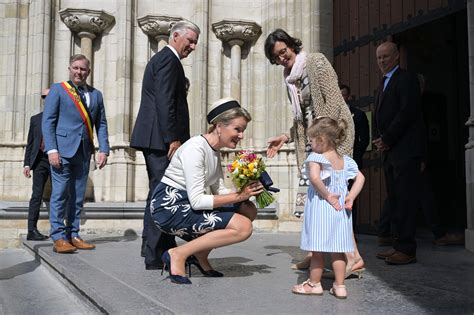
[{"x1": 465, "y1": 229, "x2": 474, "y2": 253}]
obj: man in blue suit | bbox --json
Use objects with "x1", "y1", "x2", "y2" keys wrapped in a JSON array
[
  {"x1": 130, "y1": 20, "x2": 200, "y2": 269},
  {"x1": 42, "y1": 54, "x2": 109, "y2": 253}
]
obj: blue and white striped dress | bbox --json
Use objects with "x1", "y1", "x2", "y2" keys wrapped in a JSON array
[{"x1": 300, "y1": 153, "x2": 358, "y2": 253}]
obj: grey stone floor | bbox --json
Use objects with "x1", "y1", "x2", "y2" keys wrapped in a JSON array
[
  {"x1": 0, "y1": 248, "x2": 98, "y2": 315},
  {"x1": 4, "y1": 232, "x2": 474, "y2": 314}
]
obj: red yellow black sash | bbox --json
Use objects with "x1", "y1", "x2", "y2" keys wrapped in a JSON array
[{"x1": 60, "y1": 81, "x2": 94, "y2": 143}]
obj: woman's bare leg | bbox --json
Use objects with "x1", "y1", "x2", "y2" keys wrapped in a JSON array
[
  {"x1": 237, "y1": 200, "x2": 257, "y2": 221},
  {"x1": 192, "y1": 201, "x2": 256, "y2": 271},
  {"x1": 345, "y1": 233, "x2": 365, "y2": 272},
  {"x1": 167, "y1": 213, "x2": 253, "y2": 276},
  {"x1": 291, "y1": 252, "x2": 312, "y2": 270}
]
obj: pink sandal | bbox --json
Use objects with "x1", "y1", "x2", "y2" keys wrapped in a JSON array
[
  {"x1": 291, "y1": 279, "x2": 323, "y2": 296},
  {"x1": 329, "y1": 282, "x2": 347, "y2": 299}
]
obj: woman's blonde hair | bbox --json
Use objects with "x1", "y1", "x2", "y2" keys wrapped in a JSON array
[
  {"x1": 208, "y1": 107, "x2": 252, "y2": 133},
  {"x1": 207, "y1": 97, "x2": 252, "y2": 132},
  {"x1": 306, "y1": 116, "x2": 348, "y2": 148}
]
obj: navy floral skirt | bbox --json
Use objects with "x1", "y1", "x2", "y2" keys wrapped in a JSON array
[{"x1": 150, "y1": 182, "x2": 238, "y2": 241}]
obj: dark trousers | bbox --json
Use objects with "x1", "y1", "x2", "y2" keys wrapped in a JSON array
[
  {"x1": 383, "y1": 157, "x2": 421, "y2": 255},
  {"x1": 378, "y1": 166, "x2": 445, "y2": 240},
  {"x1": 143, "y1": 149, "x2": 177, "y2": 265},
  {"x1": 418, "y1": 168, "x2": 446, "y2": 239},
  {"x1": 28, "y1": 155, "x2": 50, "y2": 232},
  {"x1": 377, "y1": 198, "x2": 394, "y2": 237}
]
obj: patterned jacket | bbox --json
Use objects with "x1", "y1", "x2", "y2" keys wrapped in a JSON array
[{"x1": 288, "y1": 53, "x2": 354, "y2": 170}]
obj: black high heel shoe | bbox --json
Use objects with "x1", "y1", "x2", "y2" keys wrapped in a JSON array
[
  {"x1": 161, "y1": 251, "x2": 192, "y2": 284},
  {"x1": 187, "y1": 255, "x2": 224, "y2": 277}
]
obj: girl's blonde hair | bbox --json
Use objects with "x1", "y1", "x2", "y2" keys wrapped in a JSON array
[{"x1": 306, "y1": 116, "x2": 348, "y2": 148}]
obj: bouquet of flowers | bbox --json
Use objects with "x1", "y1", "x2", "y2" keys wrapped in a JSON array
[{"x1": 227, "y1": 150, "x2": 276, "y2": 208}]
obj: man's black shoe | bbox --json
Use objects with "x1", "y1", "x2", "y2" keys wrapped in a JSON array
[
  {"x1": 141, "y1": 238, "x2": 147, "y2": 257},
  {"x1": 27, "y1": 229, "x2": 48, "y2": 241},
  {"x1": 145, "y1": 263, "x2": 163, "y2": 270}
]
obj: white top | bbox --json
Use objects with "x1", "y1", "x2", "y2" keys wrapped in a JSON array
[{"x1": 161, "y1": 135, "x2": 232, "y2": 210}]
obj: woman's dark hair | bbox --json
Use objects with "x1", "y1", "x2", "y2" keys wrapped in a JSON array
[{"x1": 264, "y1": 28, "x2": 303, "y2": 65}]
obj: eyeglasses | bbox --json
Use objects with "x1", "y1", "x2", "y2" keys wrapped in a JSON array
[
  {"x1": 41, "y1": 95, "x2": 47, "y2": 99},
  {"x1": 272, "y1": 47, "x2": 288, "y2": 62}
]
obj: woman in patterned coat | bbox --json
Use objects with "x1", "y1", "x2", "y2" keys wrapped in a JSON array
[{"x1": 264, "y1": 29, "x2": 365, "y2": 277}]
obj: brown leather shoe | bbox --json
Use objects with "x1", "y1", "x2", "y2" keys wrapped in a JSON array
[
  {"x1": 376, "y1": 248, "x2": 396, "y2": 259},
  {"x1": 71, "y1": 237, "x2": 95, "y2": 250},
  {"x1": 433, "y1": 233, "x2": 465, "y2": 246},
  {"x1": 53, "y1": 239, "x2": 77, "y2": 253},
  {"x1": 385, "y1": 251, "x2": 417, "y2": 265}
]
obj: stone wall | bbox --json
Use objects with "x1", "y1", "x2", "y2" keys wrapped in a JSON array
[{"x1": 0, "y1": 0, "x2": 334, "y2": 241}]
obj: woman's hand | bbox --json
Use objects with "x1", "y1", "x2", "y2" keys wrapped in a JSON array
[
  {"x1": 327, "y1": 193, "x2": 342, "y2": 211},
  {"x1": 238, "y1": 181, "x2": 264, "y2": 201},
  {"x1": 266, "y1": 134, "x2": 288, "y2": 158}
]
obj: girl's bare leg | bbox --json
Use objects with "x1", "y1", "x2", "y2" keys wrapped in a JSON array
[
  {"x1": 309, "y1": 252, "x2": 324, "y2": 283},
  {"x1": 330, "y1": 253, "x2": 346, "y2": 286}
]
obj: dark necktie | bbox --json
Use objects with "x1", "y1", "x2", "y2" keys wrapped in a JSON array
[
  {"x1": 78, "y1": 86, "x2": 87, "y2": 107},
  {"x1": 377, "y1": 76, "x2": 387, "y2": 107},
  {"x1": 381, "y1": 76, "x2": 388, "y2": 92}
]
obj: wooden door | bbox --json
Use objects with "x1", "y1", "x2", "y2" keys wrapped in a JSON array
[{"x1": 332, "y1": 0, "x2": 467, "y2": 233}]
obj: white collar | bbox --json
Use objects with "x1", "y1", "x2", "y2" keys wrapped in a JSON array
[{"x1": 166, "y1": 45, "x2": 180, "y2": 60}]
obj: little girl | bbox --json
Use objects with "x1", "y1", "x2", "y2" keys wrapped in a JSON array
[{"x1": 291, "y1": 117, "x2": 365, "y2": 299}]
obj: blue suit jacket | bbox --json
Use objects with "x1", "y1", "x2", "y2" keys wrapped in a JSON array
[{"x1": 42, "y1": 82, "x2": 109, "y2": 159}]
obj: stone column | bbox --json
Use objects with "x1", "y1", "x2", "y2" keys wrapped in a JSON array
[
  {"x1": 137, "y1": 15, "x2": 183, "y2": 55},
  {"x1": 60, "y1": 8, "x2": 115, "y2": 84},
  {"x1": 465, "y1": 0, "x2": 474, "y2": 253},
  {"x1": 212, "y1": 20, "x2": 262, "y2": 102}
]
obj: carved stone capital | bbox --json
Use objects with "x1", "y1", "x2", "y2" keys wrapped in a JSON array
[
  {"x1": 212, "y1": 19, "x2": 262, "y2": 48},
  {"x1": 137, "y1": 15, "x2": 183, "y2": 42},
  {"x1": 59, "y1": 8, "x2": 115, "y2": 35}
]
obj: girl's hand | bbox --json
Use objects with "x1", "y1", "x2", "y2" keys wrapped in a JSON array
[
  {"x1": 344, "y1": 197, "x2": 354, "y2": 211},
  {"x1": 266, "y1": 134, "x2": 287, "y2": 158},
  {"x1": 327, "y1": 193, "x2": 342, "y2": 211}
]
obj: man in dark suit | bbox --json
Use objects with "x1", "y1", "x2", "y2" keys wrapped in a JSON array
[
  {"x1": 43, "y1": 54, "x2": 110, "y2": 254},
  {"x1": 23, "y1": 89, "x2": 51, "y2": 241},
  {"x1": 373, "y1": 42, "x2": 425, "y2": 265},
  {"x1": 339, "y1": 84, "x2": 370, "y2": 169},
  {"x1": 340, "y1": 84, "x2": 370, "y2": 231},
  {"x1": 130, "y1": 21, "x2": 200, "y2": 269}
]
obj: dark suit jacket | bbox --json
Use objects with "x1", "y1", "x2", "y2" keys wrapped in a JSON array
[
  {"x1": 349, "y1": 105, "x2": 370, "y2": 168},
  {"x1": 374, "y1": 67, "x2": 425, "y2": 162},
  {"x1": 130, "y1": 46, "x2": 190, "y2": 151},
  {"x1": 24, "y1": 112, "x2": 44, "y2": 170}
]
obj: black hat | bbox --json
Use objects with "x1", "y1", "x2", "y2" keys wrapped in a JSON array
[{"x1": 207, "y1": 97, "x2": 241, "y2": 124}]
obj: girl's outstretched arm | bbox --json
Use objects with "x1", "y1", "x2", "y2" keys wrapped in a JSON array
[
  {"x1": 345, "y1": 171, "x2": 365, "y2": 210},
  {"x1": 307, "y1": 162, "x2": 342, "y2": 211}
]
